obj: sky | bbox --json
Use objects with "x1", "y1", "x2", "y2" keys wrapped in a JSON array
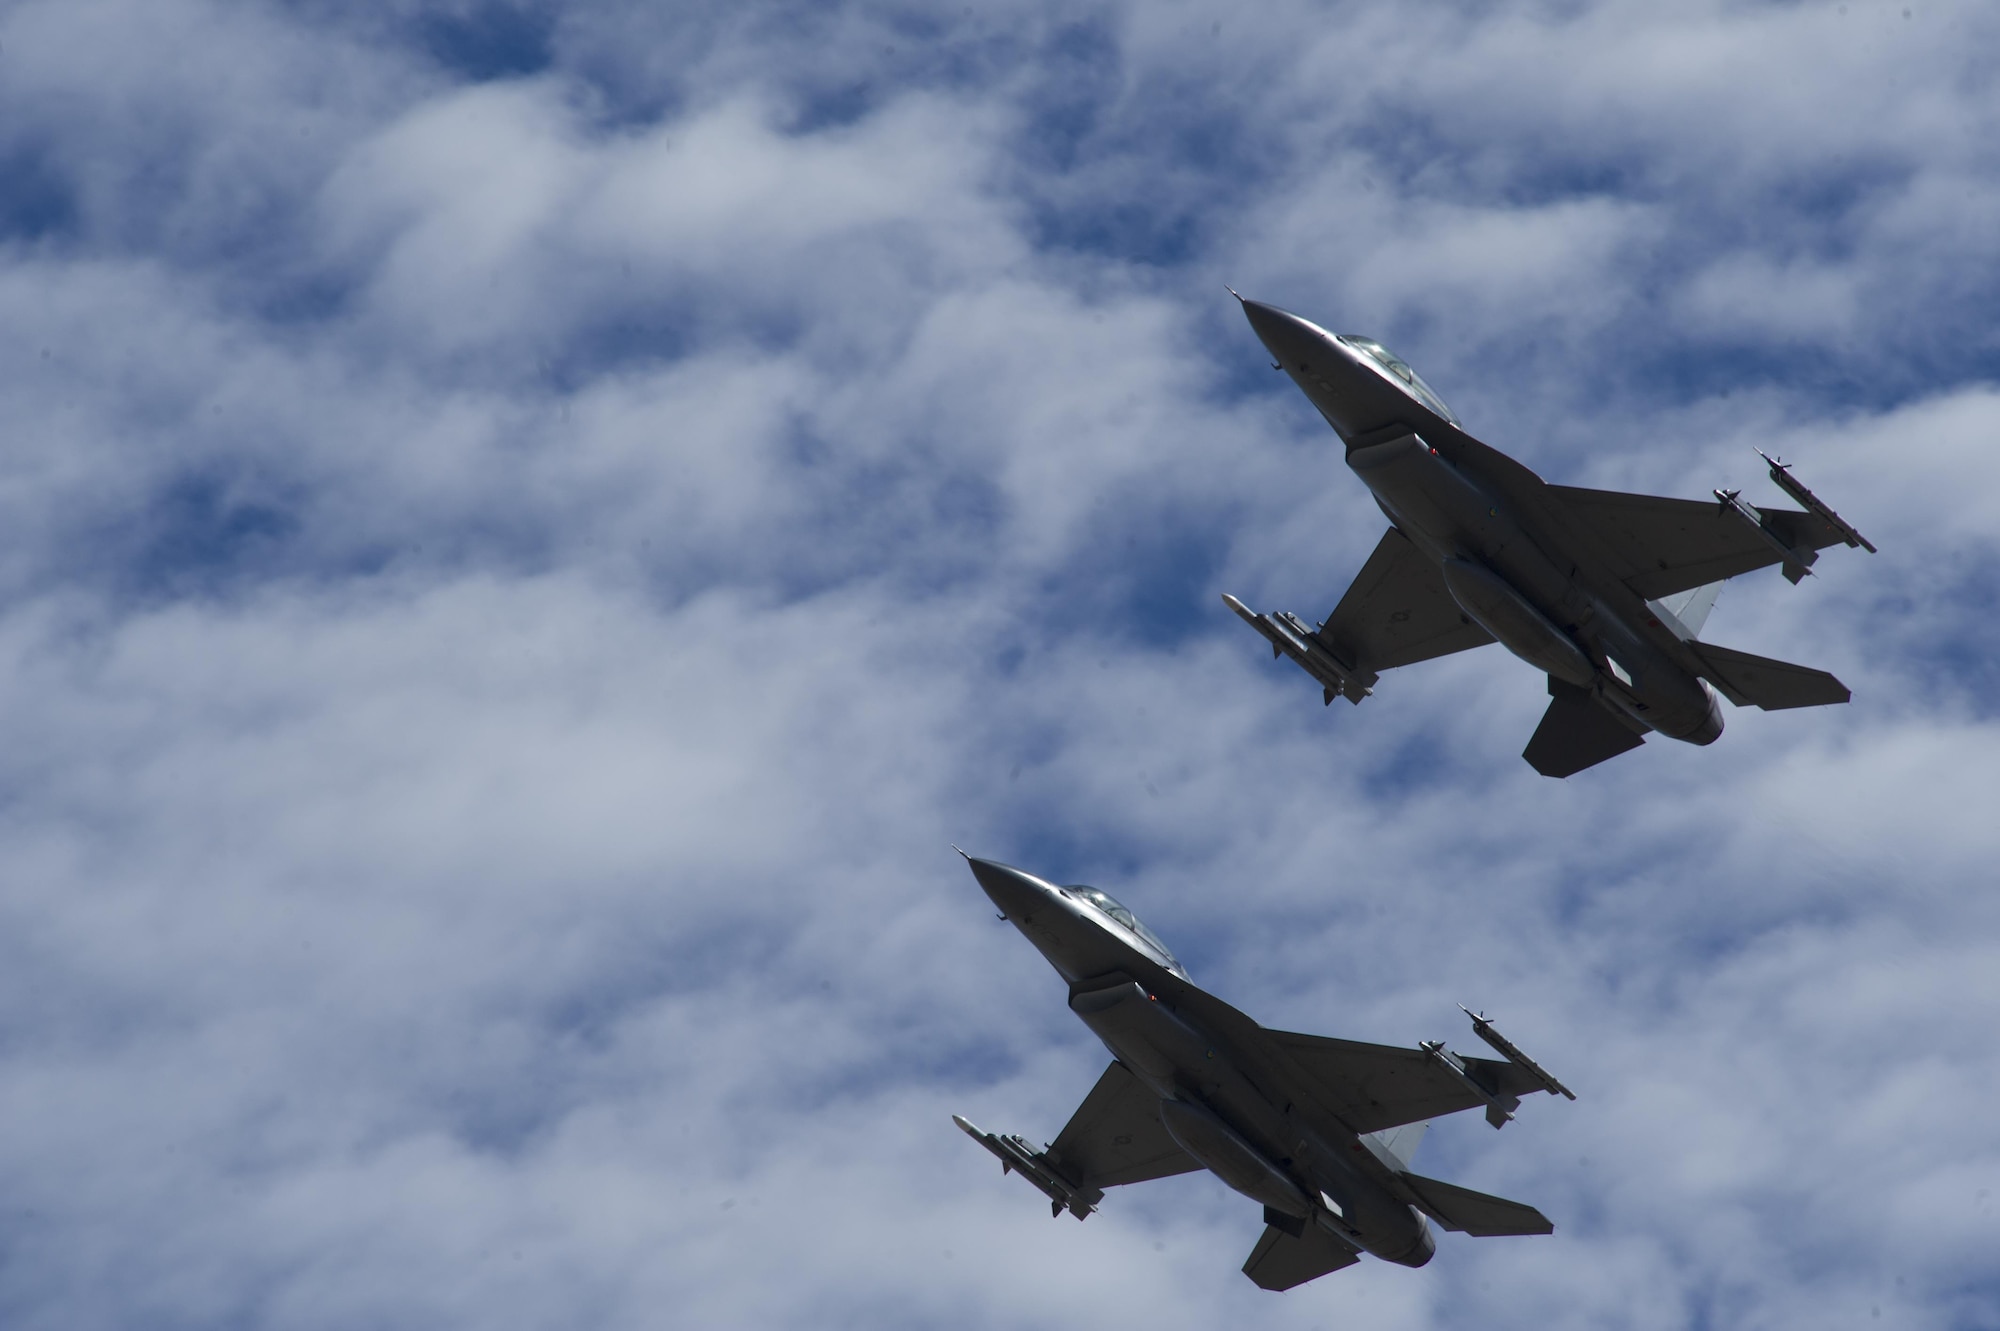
[{"x1": 1, "y1": 1, "x2": 1997, "y2": 1327}]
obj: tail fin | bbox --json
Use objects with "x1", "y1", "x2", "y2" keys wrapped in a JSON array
[
  {"x1": 1651, "y1": 579, "x2": 1724, "y2": 639},
  {"x1": 1690, "y1": 642, "x2": 1849, "y2": 710},
  {"x1": 1363, "y1": 1122, "x2": 1428, "y2": 1170},
  {"x1": 1400, "y1": 1172, "x2": 1553, "y2": 1237}
]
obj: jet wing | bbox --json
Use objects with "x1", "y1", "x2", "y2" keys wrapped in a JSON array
[
  {"x1": 1044, "y1": 1060, "x2": 1202, "y2": 1190},
  {"x1": 1242, "y1": 1221, "x2": 1361, "y2": 1291},
  {"x1": 1545, "y1": 485, "x2": 1848, "y2": 600},
  {"x1": 1263, "y1": 1031, "x2": 1546, "y2": 1135},
  {"x1": 1321, "y1": 526, "x2": 1496, "y2": 672}
]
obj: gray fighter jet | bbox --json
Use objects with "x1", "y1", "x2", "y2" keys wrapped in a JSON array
[
  {"x1": 1224, "y1": 298, "x2": 1876, "y2": 776},
  {"x1": 952, "y1": 854, "x2": 1572, "y2": 1291}
]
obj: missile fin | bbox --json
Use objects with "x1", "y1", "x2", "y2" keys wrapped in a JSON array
[
  {"x1": 1756, "y1": 449, "x2": 1877, "y2": 553},
  {"x1": 1459, "y1": 1007, "x2": 1575, "y2": 1101},
  {"x1": 1420, "y1": 1040, "x2": 1517, "y2": 1128}
]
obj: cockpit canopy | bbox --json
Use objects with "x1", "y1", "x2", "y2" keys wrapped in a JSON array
[
  {"x1": 1337, "y1": 334, "x2": 1460, "y2": 426},
  {"x1": 1063, "y1": 884, "x2": 1186, "y2": 976}
]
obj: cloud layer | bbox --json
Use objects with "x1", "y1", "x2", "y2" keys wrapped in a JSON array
[{"x1": 1, "y1": 2, "x2": 1996, "y2": 1327}]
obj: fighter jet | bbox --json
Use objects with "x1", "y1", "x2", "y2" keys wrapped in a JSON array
[
  {"x1": 1223, "y1": 297, "x2": 1876, "y2": 776},
  {"x1": 951, "y1": 853, "x2": 1572, "y2": 1291}
]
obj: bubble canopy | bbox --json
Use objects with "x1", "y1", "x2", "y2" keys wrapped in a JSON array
[
  {"x1": 1337, "y1": 334, "x2": 1460, "y2": 426},
  {"x1": 1062, "y1": 884, "x2": 1186, "y2": 976}
]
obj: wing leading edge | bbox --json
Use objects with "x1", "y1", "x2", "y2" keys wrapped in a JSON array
[
  {"x1": 1546, "y1": 485, "x2": 1850, "y2": 600},
  {"x1": 1263, "y1": 1029, "x2": 1551, "y2": 1135}
]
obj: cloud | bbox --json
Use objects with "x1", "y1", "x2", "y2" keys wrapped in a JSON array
[{"x1": 0, "y1": 1, "x2": 1998, "y2": 1328}]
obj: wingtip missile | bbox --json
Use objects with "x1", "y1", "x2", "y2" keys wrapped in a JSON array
[
  {"x1": 1420, "y1": 1039, "x2": 1519, "y2": 1128},
  {"x1": 1754, "y1": 448, "x2": 1877, "y2": 554},
  {"x1": 1459, "y1": 1006, "x2": 1575, "y2": 1101},
  {"x1": 1713, "y1": 487, "x2": 1817, "y2": 583}
]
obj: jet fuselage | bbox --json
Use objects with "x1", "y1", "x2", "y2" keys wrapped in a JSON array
[
  {"x1": 969, "y1": 857, "x2": 1435, "y2": 1266},
  {"x1": 1241, "y1": 301, "x2": 1724, "y2": 747}
]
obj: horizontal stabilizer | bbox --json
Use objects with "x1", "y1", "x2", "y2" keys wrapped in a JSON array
[
  {"x1": 1242, "y1": 1221, "x2": 1361, "y2": 1291},
  {"x1": 1400, "y1": 1172, "x2": 1552, "y2": 1237},
  {"x1": 1691, "y1": 642, "x2": 1849, "y2": 711},
  {"x1": 1523, "y1": 680, "x2": 1646, "y2": 777}
]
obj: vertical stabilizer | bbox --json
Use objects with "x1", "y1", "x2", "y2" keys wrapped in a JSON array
[
  {"x1": 1363, "y1": 1122, "x2": 1428, "y2": 1170},
  {"x1": 1651, "y1": 580, "x2": 1724, "y2": 640}
]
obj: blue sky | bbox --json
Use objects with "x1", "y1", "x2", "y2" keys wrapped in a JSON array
[{"x1": 1, "y1": 1, "x2": 1997, "y2": 1327}]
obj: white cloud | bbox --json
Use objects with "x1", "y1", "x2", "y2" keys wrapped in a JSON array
[
  {"x1": 0, "y1": 2, "x2": 1997, "y2": 1328},
  {"x1": 1677, "y1": 251, "x2": 1864, "y2": 340}
]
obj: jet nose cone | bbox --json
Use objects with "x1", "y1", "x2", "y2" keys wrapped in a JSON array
[
  {"x1": 1237, "y1": 298, "x2": 1323, "y2": 366},
  {"x1": 964, "y1": 856, "x2": 1057, "y2": 920},
  {"x1": 1237, "y1": 296, "x2": 1283, "y2": 323}
]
